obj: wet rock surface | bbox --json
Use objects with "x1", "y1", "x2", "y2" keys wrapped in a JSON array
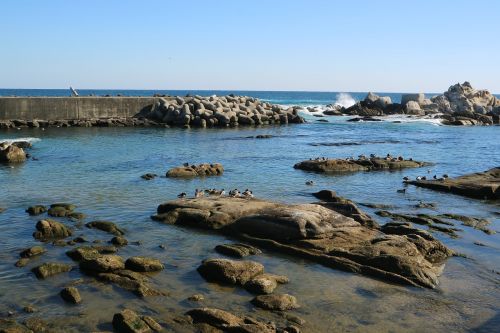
[
  {"x1": 407, "y1": 167, "x2": 500, "y2": 199},
  {"x1": 33, "y1": 219, "x2": 72, "y2": 241},
  {"x1": 214, "y1": 243, "x2": 261, "y2": 258},
  {"x1": 125, "y1": 256, "x2": 164, "y2": 272},
  {"x1": 112, "y1": 308, "x2": 161, "y2": 333},
  {"x1": 32, "y1": 262, "x2": 72, "y2": 279},
  {"x1": 186, "y1": 307, "x2": 277, "y2": 333},
  {"x1": 86, "y1": 220, "x2": 125, "y2": 235},
  {"x1": 294, "y1": 156, "x2": 428, "y2": 173},
  {"x1": 19, "y1": 246, "x2": 46, "y2": 258},
  {"x1": 153, "y1": 197, "x2": 452, "y2": 288},
  {"x1": 60, "y1": 287, "x2": 81, "y2": 304},
  {"x1": 251, "y1": 294, "x2": 299, "y2": 311},
  {"x1": 166, "y1": 162, "x2": 224, "y2": 178},
  {"x1": 0, "y1": 144, "x2": 26, "y2": 163},
  {"x1": 25, "y1": 205, "x2": 47, "y2": 216}
]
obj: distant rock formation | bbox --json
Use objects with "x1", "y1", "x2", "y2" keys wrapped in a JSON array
[{"x1": 331, "y1": 82, "x2": 500, "y2": 126}]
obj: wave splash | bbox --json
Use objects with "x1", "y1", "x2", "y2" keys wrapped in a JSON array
[
  {"x1": 333, "y1": 93, "x2": 356, "y2": 108},
  {"x1": 0, "y1": 137, "x2": 41, "y2": 144}
]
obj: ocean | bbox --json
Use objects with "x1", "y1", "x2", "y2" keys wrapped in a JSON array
[{"x1": 0, "y1": 89, "x2": 499, "y2": 332}]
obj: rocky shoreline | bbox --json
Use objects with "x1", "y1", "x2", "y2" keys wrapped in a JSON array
[
  {"x1": 0, "y1": 95, "x2": 305, "y2": 129},
  {"x1": 318, "y1": 82, "x2": 500, "y2": 126},
  {"x1": 407, "y1": 167, "x2": 500, "y2": 199}
]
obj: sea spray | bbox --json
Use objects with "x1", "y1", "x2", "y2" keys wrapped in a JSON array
[{"x1": 334, "y1": 93, "x2": 356, "y2": 108}]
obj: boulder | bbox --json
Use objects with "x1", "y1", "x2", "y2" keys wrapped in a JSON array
[
  {"x1": 197, "y1": 259, "x2": 264, "y2": 285},
  {"x1": 33, "y1": 219, "x2": 72, "y2": 241},
  {"x1": 153, "y1": 197, "x2": 453, "y2": 288},
  {"x1": 244, "y1": 273, "x2": 289, "y2": 294},
  {"x1": 32, "y1": 262, "x2": 72, "y2": 279},
  {"x1": 401, "y1": 93, "x2": 425, "y2": 105},
  {"x1": 60, "y1": 287, "x2": 81, "y2": 304},
  {"x1": 166, "y1": 163, "x2": 224, "y2": 178},
  {"x1": 98, "y1": 270, "x2": 165, "y2": 297},
  {"x1": 186, "y1": 308, "x2": 276, "y2": 333},
  {"x1": 125, "y1": 256, "x2": 164, "y2": 272},
  {"x1": 0, "y1": 145, "x2": 26, "y2": 163},
  {"x1": 251, "y1": 294, "x2": 299, "y2": 311},
  {"x1": 111, "y1": 236, "x2": 128, "y2": 246}
]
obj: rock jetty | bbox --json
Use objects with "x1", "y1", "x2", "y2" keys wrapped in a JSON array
[
  {"x1": 324, "y1": 82, "x2": 500, "y2": 126},
  {"x1": 294, "y1": 155, "x2": 428, "y2": 173},
  {"x1": 407, "y1": 167, "x2": 499, "y2": 199},
  {"x1": 152, "y1": 197, "x2": 452, "y2": 288},
  {"x1": 0, "y1": 95, "x2": 305, "y2": 129}
]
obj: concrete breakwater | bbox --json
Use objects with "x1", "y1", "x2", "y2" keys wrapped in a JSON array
[{"x1": 0, "y1": 95, "x2": 304, "y2": 129}]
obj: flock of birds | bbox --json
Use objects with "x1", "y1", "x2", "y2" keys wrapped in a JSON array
[
  {"x1": 310, "y1": 154, "x2": 412, "y2": 162},
  {"x1": 397, "y1": 172, "x2": 450, "y2": 193},
  {"x1": 177, "y1": 188, "x2": 254, "y2": 199}
]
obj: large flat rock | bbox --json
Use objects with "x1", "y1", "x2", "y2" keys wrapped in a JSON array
[
  {"x1": 153, "y1": 197, "x2": 452, "y2": 288},
  {"x1": 408, "y1": 167, "x2": 500, "y2": 199},
  {"x1": 294, "y1": 157, "x2": 428, "y2": 173}
]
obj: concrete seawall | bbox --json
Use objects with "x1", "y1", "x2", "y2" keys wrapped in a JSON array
[{"x1": 0, "y1": 97, "x2": 157, "y2": 121}]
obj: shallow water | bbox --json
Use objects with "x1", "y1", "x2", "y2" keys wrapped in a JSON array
[{"x1": 1, "y1": 118, "x2": 499, "y2": 332}]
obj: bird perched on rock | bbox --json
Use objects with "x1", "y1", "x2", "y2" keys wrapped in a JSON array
[
  {"x1": 443, "y1": 174, "x2": 449, "y2": 179},
  {"x1": 416, "y1": 176, "x2": 422, "y2": 181},
  {"x1": 195, "y1": 189, "x2": 204, "y2": 198},
  {"x1": 403, "y1": 176, "x2": 409, "y2": 181},
  {"x1": 433, "y1": 175, "x2": 438, "y2": 179},
  {"x1": 242, "y1": 189, "x2": 254, "y2": 198},
  {"x1": 177, "y1": 192, "x2": 187, "y2": 199},
  {"x1": 183, "y1": 162, "x2": 189, "y2": 167},
  {"x1": 229, "y1": 189, "x2": 240, "y2": 197},
  {"x1": 305, "y1": 180, "x2": 314, "y2": 186}
]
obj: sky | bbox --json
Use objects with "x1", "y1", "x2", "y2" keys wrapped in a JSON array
[{"x1": 1, "y1": 0, "x2": 499, "y2": 93}]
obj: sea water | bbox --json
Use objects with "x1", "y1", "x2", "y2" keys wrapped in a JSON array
[{"x1": 0, "y1": 90, "x2": 499, "y2": 332}]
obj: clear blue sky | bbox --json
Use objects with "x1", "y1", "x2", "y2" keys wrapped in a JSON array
[{"x1": 1, "y1": 0, "x2": 499, "y2": 92}]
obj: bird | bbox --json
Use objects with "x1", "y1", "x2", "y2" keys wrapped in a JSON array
[
  {"x1": 305, "y1": 180, "x2": 314, "y2": 186},
  {"x1": 183, "y1": 162, "x2": 189, "y2": 167},
  {"x1": 433, "y1": 175, "x2": 438, "y2": 179},
  {"x1": 370, "y1": 153, "x2": 376, "y2": 158},
  {"x1": 194, "y1": 189, "x2": 204, "y2": 198},
  {"x1": 403, "y1": 176, "x2": 409, "y2": 181},
  {"x1": 220, "y1": 189, "x2": 226, "y2": 196},
  {"x1": 177, "y1": 192, "x2": 187, "y2": 199},
  {"x1": 443, "y1": 174, "x2": 449, "y2": 179},
  {"x1": 421, "y1": 176, "x2": 427, "y2": 180},
  {"x1": 397, "y1": 189, "x2": 406, "y2": 193},
  {"x1": 242, "y1": 189, "x2": 254, "y2": 198},
  {"x1": 416, "y1": 176, "x2": 422, "y2": 181}
]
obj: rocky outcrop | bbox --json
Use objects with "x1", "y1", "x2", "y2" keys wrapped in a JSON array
[
  {"x1": 166, "y1": 163, "x2": 224, "y2": 178},
  {"x1": 0, "y1": 144, "x2": 26, "y2": 163},
  {"x1": 251, "y1": 294, "x2": 299, "y2": 311},
  {"x1": 153, "y1": 197, "x2": 452, "y2": 288},
  {"x1": 125, "y1": 256, "x2": 164, "y2": 272},
  {"x1": 407, "y1": 167, "x2": 499, "y2": 199},
  {"x1": 294, "y1": 157, "x2": 427, "y2": 173},
  {"x1": 330, "y1": 82, "x2": 500, "y2": 126}
]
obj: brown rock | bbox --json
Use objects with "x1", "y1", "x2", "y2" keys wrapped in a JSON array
[
  {"x1": 25, "y1": 205, "x2": 47, "y2": 216},
  {"x1": 251, "y1": 294, "x2": 299, "y2": 311},
  {"x1": 33, "y1": 219, "x2": 72, "y2": 241},
  {"x1": 125, "y1": 257, "x2": 164, "y2": 272},
  {"x1": 112, "y1": 309, "x2": 152, "y2": 333},
  {"x1": 80, "y1": 255, "x2": 125, "y2": 272},
  {"x1": 214, "y1": 243, "x2": 261, "y2": 258},
  {"x1": 197, "y1": 259, "x2": 264, "y2": 285},
  {"x1": 166, "y1": 163, "x2": 224, "y2": 178},
  {"x1": 32, "y1": 262, "x2": 72, "y2": 279},
  {"x1": 60, "y1": 287, "x2": 81, "y2": 304},
  {"x1": 19, "y1": 246, "x2": 46, "y2": 258},
  {"x1": 86, "y1": 221, "x2": 124, "y2": 235},
  {"x1": 0, "y1": 145, "x2": 26, "y2": 163}
]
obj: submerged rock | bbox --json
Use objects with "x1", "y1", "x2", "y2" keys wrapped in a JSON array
[
  {"x1": 112, "y1": 309, "x2": 160, "y2": 333},
  {"x1": 141, "y1": 173, "x2": 158, "y2": 180},
  {"x1": 60, "y1": 287, "x2": 81, "y2": 304},
  {"x1": 125, "y1": 256, "x2": 164, "y2": 272},
  {"x1": 19, "y1": 246, "x2": 46, "y2": 258},
  {"x1": 407, "y1": 167, "x2": 499, "y2": 199},
  {"x1": 111, "y1": 236, "x2": 128, "y2": 246},
  {"x1": 186, "y1": 307, "x2": 276, "y2": 333},
  {"x1": 32, "y1": 262, "x2": 72, "y2": 279},
  {"x1": 153, "y1": 197, "x2": 452, "y2": 288},
  {"x1": 294, "y1": 157, "x2": 427, "y2": 173},
  {"x1": 26, "y1": 205, "x2": 47, "y2": 216},
  {"x1": 251, "y1": 294, "x2": 299, "y2": 311},
  {"x1": 214, "y1": 243, "x2": 261, "y2": 258},
  {"x1": 244, "y1": 273, "x2": 289, "y2": 294},
  {"x1": 166, "y1": 163, "x2": 224, "y2": 178},
  {"x1": 98, "y1": 269, "x2": 166, "y2": 297},
  {"x1": 33, "y1": 219, "x2": 72, "y2": 241},
  {"x1": 86, "y1": 220, "x2": 125, "y2": 235},
  {"x1": 80, "y1": 254, "x2": 125, "y2": 272}
]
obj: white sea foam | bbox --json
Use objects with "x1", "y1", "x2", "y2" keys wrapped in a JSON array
[
  {"x1": 333, "y1": 92, "x2": 356, "y2": 108},
  {"x1": 0, "y1": 137, "x2": 41, "y2": 144}
]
